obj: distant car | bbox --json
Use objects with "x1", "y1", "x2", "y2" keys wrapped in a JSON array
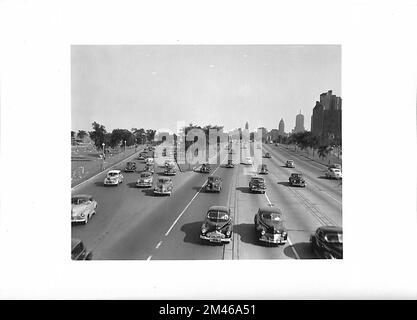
[
  {"x1": 249, "y1": 176, "x2": 266, "y2": 193},
  {"x1": 264, "y1": 152, "x2": 271, "y2": 158},
  {"x1": 325, "y1": 168, "x2": 342, "y2": 179},
  {"x1": 328, "y1": 163, "x2": 342, "y2": 170},
  {"x1": 254, "y1": 206, "x2": 288, "y2": 245},
  {"x1": 225, "y1": 159, "x2": 234, "y2": 168},
  {"x1": 259, "y1": 164, "x2": 269, "y2": 175},
  {"x1": 138, "y1": 152, "x2": 147, "y2": 160},
  {"x1": 71, "y1": 194, "x2": 97, "y2": 224},
  {"x1": 154, "y1": 177, "x2": 173, "y2": 196},
  {"x1": 289, "y1": 173, "x2": 305, "y2": 187},
  {"x1": 104, "y1": 170, "x2": 124, "y2": 186},
  {"x1": 144, "y1": 164, "x2": 155, "y2": 174},
  {"x1": 145, "y1": 157, "x2": 154, "y2": 165},
  {"x1": 200, "y1": 206, "x2": 233, "y2": 244},
  {"x1": 71, "y1": 238, "x2": 93, "y2": 260},
  {"x1": 285, "y1": 160, "x2": 295, "y2": 168},
  {"x1": 165, "y1": 159, "x2": 175, "y2": 167},
  {"x1": 205, "y1": 176, "x2": 222, "y2": 192},
  {"x1": 242, "y1": 156, "x2": 253, "y2": 165},
  {"x1": 136, "y1": 171, "x2": 154, "y2": 187},
  {"x1": 200, "y1": 163, "x2": 211, "y2": 173},
  {"x1": 124, "y1": 161, "x2": 137, "y2": 172},
  {"x1": 310, "y1": 226, "x2": 343, "y2": 259},
  {"x1": 164, "y1": 165, "x2": 176, "y2": 176}
]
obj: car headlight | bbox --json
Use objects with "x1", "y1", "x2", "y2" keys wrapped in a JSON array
[
  {"x1": 201, "y1": 228, "x2": 207, "y2": 234},
  {"x1": 260, "y1": 230, "x2": 266, "y2": 236},
  {"x1": 226, "y1": 229, "x2": 231, "y2": 236},
  {"x1": 80, "y1": 213, "x2": 84, "y2": 217}
]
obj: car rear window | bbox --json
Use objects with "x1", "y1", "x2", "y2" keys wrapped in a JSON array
[
  {"x1": 252, "y1": 178, "x2": 264, "y2": 183},
  {"x1": 72, "y1": 197, "x2": 88, "y2": 205},
  {"x1": 207, "y1": 210, "x2": 229, "y2": 222},
  {"x1": 261, "y1": 212, "x2": 281, "y2": 221},
  {"x1": 140, "y1": 172, "x2": 151, "y2": 178}
]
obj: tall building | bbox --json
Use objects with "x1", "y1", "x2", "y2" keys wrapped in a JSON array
[
  {"x1": 245, "y1": 122, "x2": 249, "y2": 130},
  {"x1": 258, "y1": 127, "x2": 268, "y2": 143},
  {"x1": 278, "y1": 118, "x2": 285, "y2": 136},
  {"x1": 311, "y1": 90, "x2": 342, "y2": 145},
  {"x1": 293, "y1": 110, "x2": 305, "y2": 133}
]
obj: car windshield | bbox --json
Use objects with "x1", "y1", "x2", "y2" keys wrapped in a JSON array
[
  {"x1": 252, "y1": 178, "x2": 264, "y2": 184},
  {"x1": 207, "y1": 210, "x2": 229, "y2": 222},
  {"x1": 333, "y1": 169, "x2": 341, "y2": 173},
  {"x1": 108, "y1": 172, "x2": 118, "y2": 177},
  {"x1": 71, "y1": 197, "x2": 88, "y2": 205},
  {"x1": 325, "y1": 233, "x2": 343, "y2": 244},
  {"x1": 261, "y1": 212, "x2": 281, "y2": 221},
  {"x1": 292, "y1": 174, "x2": 301, "y2": 178},
  {"x1": 158, "y1": 178, "x2": 170, "y2": 184},
  {"x1": 208, "y1": 177, "x2": 219, "y2": 182},
  {"x1": 140, "y1": 172, "x2": 151, "y2": 178}
]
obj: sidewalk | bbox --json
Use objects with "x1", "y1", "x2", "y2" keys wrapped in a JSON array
[
  {"x1": 282, "y1": 144, "x2": 342, "y2": 167},
  {"x1": 71, "y1": 145, "x2": 143, "y2": 187}
]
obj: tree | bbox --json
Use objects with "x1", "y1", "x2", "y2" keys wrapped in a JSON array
[
  {"x1": 89, "y1": 121, "x2": 107, "y2": 150},
  {"x1": 77, "y1": 130, "x2": 87, "y2": 140},
  {"x1": 109, "y1": 129, "x2": 135, "y2": 148},
  {"x1": 146, "y1": 129, "x2": 156, "y2": 143},
  {"x1": 71, "y1": 131, "x2": 76, "y2": 138},
  {"x1": 318, "y1": 145, "x2": 331, "y2": 160}
]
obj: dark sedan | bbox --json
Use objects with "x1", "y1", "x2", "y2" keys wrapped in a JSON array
[
  {"x1": 205, "y1": 176, "x2": 222, "y2": 192},
  {"x1": 124, "y1": 161, "x2": 137, "y2": 172},
  {"x1": 200, "y1": 206, "x2": 233, "y2": 244},
  {"x1": 289, "y1": 173, "x2": 306, "y2": 187},
  {"x1": 254, "y1": 206, "x2": 287, "y2": 245},
  {"x1": 310, "y1": 226, "x2": 343, "y2": 259}
]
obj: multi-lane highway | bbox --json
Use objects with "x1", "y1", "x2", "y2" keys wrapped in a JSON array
[{"x1": 71, "y1": 143, "x2": 342, "y2": 260}]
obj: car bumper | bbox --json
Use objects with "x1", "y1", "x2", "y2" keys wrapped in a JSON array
[
  {"x1": 137, "y1": 182, "x2": 152, "y2": 187},
  {"x1": 250, "y1": 187, "x2": 266, "y2": 192},
  {"x1": 200, "y1": 234, "x2": 231, "y2": 243},
  {"x1": 259, "y1": 234, "x2": 287, "y2": 244},
  {"x1": 205, "y1": 187, "x2": 221, "y2": 192},
  {"x1": 154, "y1": 189, "x2": 171, "y2": 195},
  {"x1": 104, "y1": 181, "x2": 119, "y2": 185},
  {"x1": 71, "y1": 216, "x2": 87, "y2": 223}
]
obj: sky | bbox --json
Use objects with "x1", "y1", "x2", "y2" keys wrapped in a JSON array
[{"x1": 71, "y1": 45, "x2": 341, "y2": 134}]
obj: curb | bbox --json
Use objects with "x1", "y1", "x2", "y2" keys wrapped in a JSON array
[
  {"x1": 280, "y1": 146, "x2": 341, "y2": 168},
  {"x1": 71, "y1": 148, "x2": 143, "y2": 192}
]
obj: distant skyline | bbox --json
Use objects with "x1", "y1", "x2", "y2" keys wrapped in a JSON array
[{"x1": 72, "y1": 45, "x2": 341, "y2": 134}]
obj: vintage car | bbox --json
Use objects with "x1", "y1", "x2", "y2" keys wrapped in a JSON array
[
  {"x1": 242, "y1": 156, "x2": 253, "y2": 165},
  {"x1": 325, "y1": 168, "x2": 342, "y2": 179},
  {"x1": 285, "y1": 160, "x2": 295, "y2": 168},
  {"x1": 264, "y1": 152, "x2": 271, "y2": 158},
  {"x1": 103, "y1": 169, "x2": 124, "y2": 186},
  {"x1": 254, "y1": 206, "x2": 288, "y2": 245},
  {"x1": 289, "y1": 173, "x2": 306, "y2": 187},
  {"x1": 136, "y1": 171, "x2": 154, "y2": 187},
  {"x1": 145, "y1": 157, "x2": 154, "y2": 165},
  {"x1": 200, "y1": 206, "x2": 233, "y2": 244},
  {"x1": 259, "y1": 164, "x2": 269, "y2": 175},
  {"x1": 200, "y1": 163, "x2": 211, "y2": 173},
  {"x1": 164, "y1": 165, "x2": 177, "y2": 176},
  {"x1": 225, "y1": 159, "x2": 234, "y2": 168},
  {"x1": 275, "y1": 143, "x2": 279, "y2": 146},
  {"x1": 138, "y1": 152, "x2": 147, "y2": 160},
  {"x1": 328, "y1": 163, "x2": 342, "y2": 170},
  {"x1": 249, "y1": 176, "x2": 266, "y2": 193},
  {"x1": 71, "y1": 194, "x2": 97, "y2": 224},
  {"x1": 205, "y1": 175, "x2": 222, "y2": 192},
  {"x1": 144, "y1": 164, "x2": 155, "y2": 174},
  {"x1": 71, "y1": 238, "x2": 93, "y2": 260},
  {"x1": 124, "y1": 161, "x2": 137, "y2": 172},
  {"x1": 164, "y1": 159, "x2": 176, "y2": 167},
  {"x1": 153, "y1": 177, "x2": 173, "y2": 196},
  {"x1": 310, "y1": 226, "x2": 343, "y2": 259}
]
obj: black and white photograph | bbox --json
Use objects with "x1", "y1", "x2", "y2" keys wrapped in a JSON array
[
  {"x1": 71, "y1": 45, "x2": 342, "y2": 260},
  {"x1": 1, "y1": 0, "x2": 416, "y2": 301}
]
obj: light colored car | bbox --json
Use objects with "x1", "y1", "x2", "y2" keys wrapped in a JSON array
[
  {"x1": 325, "y1": 168, "x2": 342, "y2": 179},
  {"x1": 154, "y1": 177, "x2": 173, "y2": 196},
  {"x1": 164, "y1": 159, "x2": 175, "y2": 167},
  {"x1": 242, "y1": 156, "x2": 253, "y2": 165},
  {"x1": 136, "y1": 171, "x2": 154, "y2": 187},
  {"x1": 145, "y1": 157, "x2": 154, "y2": 165},
  {"x1": 103, "y1": 169, "x2": 124, "y2": 186},
  {"x1": 71, "y1": 194, "x2": 97, "y2": 224},
  {"x1": 285, "y1": 160, "x2": 295, "y2": 168}
]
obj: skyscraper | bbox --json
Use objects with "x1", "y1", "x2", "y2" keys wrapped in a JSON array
[
  {"x1": 311, "y1": 90, "x2": 342, "y2": 145},
  {"x1": 245, "y1": 122, "x2": 249, "y2": 130},
  {"x1": 293, "y1": 110, "x2": 305, "y2": 133},
  {"x1": 278, "y1": 118, "x2": 285, "y2": 136}
]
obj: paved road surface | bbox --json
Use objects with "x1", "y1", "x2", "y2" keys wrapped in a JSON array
[{"x1": 71, "y1": 143, "x2": 342, "y2": 259}]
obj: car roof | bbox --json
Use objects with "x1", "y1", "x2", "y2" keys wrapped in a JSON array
[
  {"x1": 208, "y1": 205, "x2": 229, "y2": 213},
  {"x1": 108, "y1": 170, "x2": 121, "y2": 174},
  {"x1": 251, "y1": 175, "x2": 264, "y2": 179},
  {"x1": 317, "y1": 225, "x2": 342, "y2": 233},
  {"x1": 259, "y1": 206, "x2": 283, "y2": 214},
  {"x1": 158, "y1": 177, "x2": 172, "y2": 181}
]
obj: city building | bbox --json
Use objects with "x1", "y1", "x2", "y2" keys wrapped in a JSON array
[
  {"x1": 278, "y1": 119, "x2": 285, "y2": 136},
  {"x1": 245, "y1": 122, "x2": 249, "y2": 130},
  {"x1": 293, "y1": 110, "x2": 305, "y2": 133},
  {"x1": 311, "y1": 90, "x2": 342, "y2": 145},
  {"x1": 258, "y1": 127, "x2": 268, "y2": 143}
]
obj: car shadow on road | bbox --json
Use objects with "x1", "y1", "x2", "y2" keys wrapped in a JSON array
[
  {"x1": 141, "y1": 188, "x2": 155, "y2": 196},
  {"x1": 180, "y1": 221, "x2": 222, "y2": 246},
  {"x1": 283, "y1": 242, "x2": 318, "y2": 259},
  {"x1": 277, "y1": 181, "x2": 291, "y2": 187},
  {"x1": 127, "y1": 182, "x2": 138, "y2": 188},
  {"x1": 236, "y1": 186, "x2": 251, "y2": 194},
  {"x1": 233, "y1": 223, "x2": 258, "y2": 245}
]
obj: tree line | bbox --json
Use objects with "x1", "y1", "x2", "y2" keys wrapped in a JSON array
[{"x1": 288, "y1": 131, "x2": 341, "y2": 160}]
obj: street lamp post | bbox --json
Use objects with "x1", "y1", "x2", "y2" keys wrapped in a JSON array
[
  {"x1": 124, "y1": 140, "x2": 126, "y2": 152},
  {"x1": 101, "y1": 143, "x2": 105, "y2": 171}
]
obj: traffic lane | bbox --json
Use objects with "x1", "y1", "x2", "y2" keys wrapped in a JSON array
[
  {"x1": 263, "y1": 155, "x2": 342, "y2": 227},
  {"x1": 264, "y1": 143, "x2": 342, "y2": 197},
  {"x1": 93, "y1": 162, "x2": 226, "y2": 259},
  {"x1": 151, "y1": 165, "x2": 237, "y2": 260},
  {"x1": 261, "y1": 169, "x2": 322, "y2": 259},
  {"x1": 262, "y1": 144, "x2": 342, "y2": 202},
  {"x1": 233, "y1": 164, "x2": 291, "y2": 259}
]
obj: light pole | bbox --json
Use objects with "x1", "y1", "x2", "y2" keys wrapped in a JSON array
[
  {"x1": 101, "y1": 143, "x2": 105, "y2": 170},
  {"x1": 124, "y1": 140, "x2": 126, "y2": 152}
]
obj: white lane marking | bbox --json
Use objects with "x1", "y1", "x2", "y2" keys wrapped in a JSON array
[
  {"x1": 147, "y1": 255, "x2": 152, "y2": 261},
  {"x1": 286, "y1": 237, "x2": 300, "y2": 259},
  {"x1": 155, "y1": 241, "x2": 162, "y2": 249},
  {"x1": 164, "y1": 156, "x2": 227, "y2": 237}
]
